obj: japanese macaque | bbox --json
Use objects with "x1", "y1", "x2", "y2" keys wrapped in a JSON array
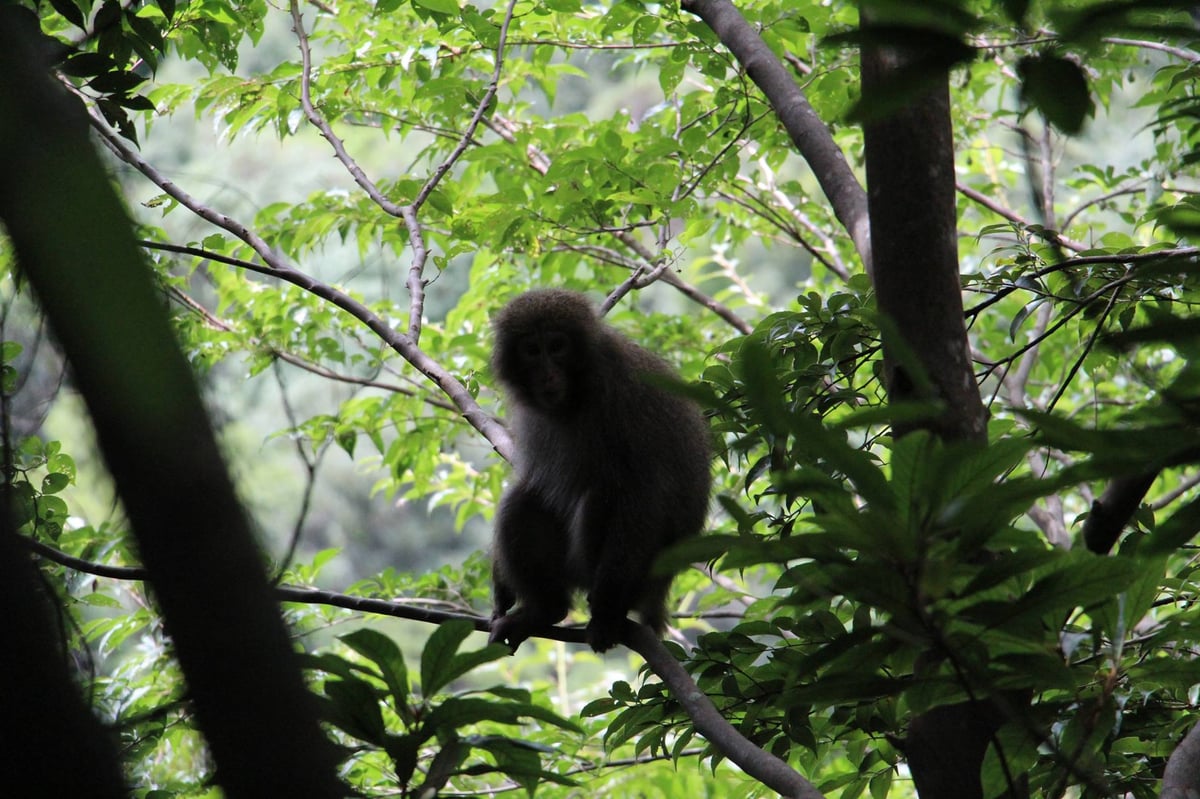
[{"x1": 487, "y1": 289, "x2": 712, "y2": 653}]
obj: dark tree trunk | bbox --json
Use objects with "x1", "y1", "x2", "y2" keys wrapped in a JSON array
[
  {"x1": 0, "y1": 519, "x2": 128, "y2": 798},
  {"x1": 0, "y1": 12, "x2": 343, "y2": 797},
  {"x1": 861, "y1": 43, "x2": 986, "y2": 444},
  {"x1": 860, "y1": 27, "x2": 1019, "y2": 799}
]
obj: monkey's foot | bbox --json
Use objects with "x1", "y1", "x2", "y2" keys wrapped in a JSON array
[
  {"x1": 487, "y1": 614, "x2": 528, "y2": 653},
  {"x1": 585, "y1": 616, "x2": 627, "y2": 653}
]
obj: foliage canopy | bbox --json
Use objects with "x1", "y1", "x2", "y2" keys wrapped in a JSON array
[{"x1": 7, "y1": 0, "x2": 1200, "y2": 797}]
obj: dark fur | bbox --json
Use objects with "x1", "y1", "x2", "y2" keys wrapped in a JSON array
[{"x1": 488, "y1": 289, "x2": 712, "y2": 653}]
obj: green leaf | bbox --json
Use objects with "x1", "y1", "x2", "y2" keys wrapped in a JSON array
[
  {"x1": 1000, "y1": 552, "x2": 1138, "y2": 627},
  {"x1": 413, "y1": 0, "x2": 459, "y2": 14},
  {"x1": 88, "y1": 71, "x2": 146, "y2": 95},
  {"x1": 49, "y1": 0, "x2": 86, "y2": 28},
  {"x1": 299, "y1": 651, "x2": 361, "y2": 683},
  {"x1": 1143, "y1": 496, "x2": 1200, "y2": 556},
  {"x1": 472, "y1": 736, "x2": 579, "y2": 789},
  {"x1": 41, "y1": 472, "x2": 70, "y2": 494},
  {"x1": 420, "y1": 618, "x2": 474, "y2": 695},
  {"x1": 339, "y1": 628, "x2": 410, "y2": 714},
  {"x1": 1018, "y1": 53, "x2": 1094, "y2": 134},
  {"x1": 322, "y1": 676, "x2": 386, "y2": 743},
  {"x1": 60, "y1": 53, "x2": 117, "y2": 78},
  {"x1": 654, "y1": 532, "x2": 737, "y2": 572},
  {"x1": 442, "y1": 644, "x2": 512, "y2": 693},
  {"x1": 384, "y1": 733, "x2": 419, "y2": 785},
  {"x1": 420, "y1": 734, "x2": 468, "y2": 794},
  {"x1": 422, "y1": 696, "x2": 523, "y2": 731},
  {"x1": 1090, "y1": 558, "x2": 1167, "y2": 651}
]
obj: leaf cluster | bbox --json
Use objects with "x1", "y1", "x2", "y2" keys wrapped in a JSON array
[{"x1": 304, "y1": 621, "x2": 582, "y2": 796}]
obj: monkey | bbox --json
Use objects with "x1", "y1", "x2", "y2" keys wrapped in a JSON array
[{"x1": 487, "y1": 289, "x2": 712, "y2": 654}]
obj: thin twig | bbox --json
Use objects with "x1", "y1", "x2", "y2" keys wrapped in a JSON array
[
  {"x1": 600, "y1": 257, "x2": 676, "y2": 314},
  {"x1": 957, "y1": 181, "x2": 1086, "y2": 253},
  {"x1": 1060, "y1": 183, "x2": 1148, "y2": 233},
  {"x1": 1103, "y1": 36, "x2": 1200, "y2": 63},
  {"x1": 1150, "y1": 472, "x2": 1200, "y2": 511},
  {"x1": 1044, "y1": 280, "x2": 1124, "y2": 413},
  {"x1": 153, "y1": 243, "x2": 458, "y2": 412},
  {"x1": 412, "y1": 0, "x2": 518, "y2": 211},
  {"x1": 89, "y1": 111, "x2": 511, "y2": 459},
  {"x1": 287, "y1": 0, "x2": 433, "y2": 343},
  {"x1": 484, "y1": 113, "x2": 753, "y2": 333},
  {"x1": 612, "y1": 228, "x2": 752, "y2": 333},
  {"x1": 964, "y1": 248, "x2": 1198, "y2": 319},
  {"x1": 288, "y1": 2, "x2": 404, "y2": 219},
  {"x1": 270, "y1": 361, "x2": 329, "y2": 583}
]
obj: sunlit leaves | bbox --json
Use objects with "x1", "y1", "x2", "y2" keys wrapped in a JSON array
[{"x1": 16, "y1": 0, "x2": 1200, "y2": 795}]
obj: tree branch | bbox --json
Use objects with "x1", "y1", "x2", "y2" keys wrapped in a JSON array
[
  {"x1": 624, "y1": 622, "x2": 824, "y2": 799},
  {"x1": 4, "y1": 39, "x2": 344, "y2": 793},
  {"x1": 957, "y1": 181, "x2": 1087, "y2": 252},
  {"x1": 87, "y1": 115, "x2": 512, "y2": 460},
  {"x1": 485, "y1": 114, "x2": 752, "y2": 332},
  {"x1": 149, "y1": 241, "x2": 459, "y2": 413},
  {"x1": 1081, "y1": 472, "x2": 1158, "y2": 554},
  {"x1": 27, "y1": 534, "x2": 820, "y2": 796},
  {"x1": 681, "y1": 0, "x2": 871, "y2": 273},
  {"x1": 1162, "y1": 717, "x2": 1200, "y2": 799}
]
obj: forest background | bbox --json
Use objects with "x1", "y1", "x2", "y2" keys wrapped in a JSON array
[{"x1": 5, "y1": 0, "x2": 1200, "y2": 798}]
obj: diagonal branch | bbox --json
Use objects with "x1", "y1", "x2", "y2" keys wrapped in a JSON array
[
  {"x1": 957, "y1": 181, "x2": 1087, "y2": 252},
  {"x1": 410, "y1": 0, "x2": 518, "y2": 212},
  {"x1": 681, "y1": 0, "x2": 871, "y2": 273},
  {"x1": 288, "y1": 0, "x2": 518, "y2": 345},
  {"x1": 88, "y1": 110, "x2": 512, "y2": 460},
  {"x1": 151, "y1": 241, "x2": 459, "y2": 413},
  {"x1": 26, "y1": 533, "x2": 824, "y2": 799},
  {"x1": 624, "y1": 623, "x2": 825, "y2": 799}
]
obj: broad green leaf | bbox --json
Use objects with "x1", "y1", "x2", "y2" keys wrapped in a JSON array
[
  {"x1": 1000, "y1": 552, "x2": 1139, "y2": 628},
  {"x1": 322, "y1": 677, "x2": 386, "y2": 743},
  {"x1": 339, "y1": 628, "x2": 410, "y2": 715},
  {"x1": 1144, "y1": 496, "x2": 1200, "y2": 556},
  {"x1": 420, "y1": 619, "x2": 474, "y2": 696},
  {"x1": 413, "y1": 0, "x2": 459, "y2": 13}
]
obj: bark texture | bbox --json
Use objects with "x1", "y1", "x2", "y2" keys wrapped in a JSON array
[
  {"x1": 862, "y1": 44, "x2": 986, "y2": 444},
  {"x1": 861, "y1": 29, "x2": 1010, "y2": 799}
]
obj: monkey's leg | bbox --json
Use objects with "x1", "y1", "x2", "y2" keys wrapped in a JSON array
[
  {"x1": 581, "y1": 507, "x2": 657, "y2": 653},
  {"x1": 491, "y1": 576, "x2": 516, "y2": 621},
  {"x1": 489, "y1": 484, "x2": 571, "y2": 652},
  {"x1": 634, "y1": 575, "x2": 672, "y2": 635}
]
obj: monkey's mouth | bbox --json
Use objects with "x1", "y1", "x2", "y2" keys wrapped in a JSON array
[{"x1": 533, "y1": 383, "x2": 568, "y2": 410}]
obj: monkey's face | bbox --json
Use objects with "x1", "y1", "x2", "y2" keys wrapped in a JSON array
[
  {"x1": 509, "y1": 329, "x2": 581, "y2": 413},
  {"x1": 492, "y1": 289, "x2": 599, "y2": 416}
]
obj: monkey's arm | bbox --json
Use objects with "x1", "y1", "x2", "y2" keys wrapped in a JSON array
[{"x1": 489, "y1": 484, "x2": 572, "y2": 652}]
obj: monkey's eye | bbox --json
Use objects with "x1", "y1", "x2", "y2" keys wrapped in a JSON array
[
  {"x1": 543, "y1": 330, "x2": 569, "y2": 357},
  {"x1": 518, "y1": 338, "x2": 542, "y2": 359}
]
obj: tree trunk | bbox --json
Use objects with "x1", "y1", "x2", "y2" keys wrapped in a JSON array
[
  {"x1": 861, "y1": 43, "x2": 985, "y2": 444},
  {"x1": 861, "y1": 27, "x2": 1014, "y2": 799},
  {"x1": 0, "y1": 13, "x2": 344, "y2": 797}
]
